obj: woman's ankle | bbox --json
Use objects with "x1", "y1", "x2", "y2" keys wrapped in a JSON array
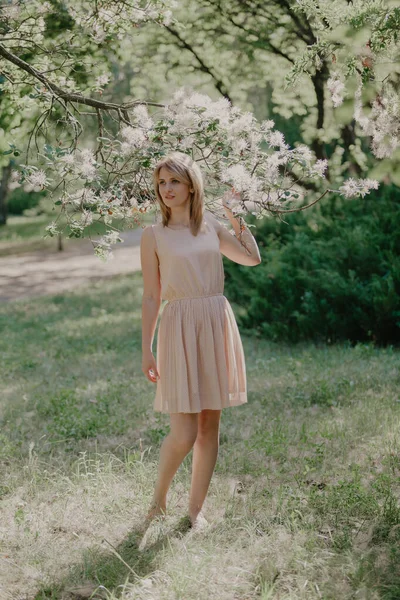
[
  {"x1": 149, "y1": 498, "x2": 167, "y2": 512},
  {"x1": 188, "y1": 506, "x2": 202, "y2": 523}
]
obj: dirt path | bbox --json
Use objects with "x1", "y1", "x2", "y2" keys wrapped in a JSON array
[{"x1": 0, "y1": 228, "x2": 143, "y2": 302}]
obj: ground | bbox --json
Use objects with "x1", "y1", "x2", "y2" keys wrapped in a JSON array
[{"x1": 0, "y1": 228, "x2": 143, "y2": 302}]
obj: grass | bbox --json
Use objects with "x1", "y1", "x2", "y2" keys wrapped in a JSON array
[{"x1": 1, "y1": 271, "x2": 400, "y2": 599}]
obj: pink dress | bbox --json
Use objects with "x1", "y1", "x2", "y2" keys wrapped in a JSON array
[{"x1": 151, "y1": 214, "x2": 247, "y2": 413}]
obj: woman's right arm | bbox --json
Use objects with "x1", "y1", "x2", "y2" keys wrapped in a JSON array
[{"x1": 140, "y1": 226, "x2": 161, "y2": 383}]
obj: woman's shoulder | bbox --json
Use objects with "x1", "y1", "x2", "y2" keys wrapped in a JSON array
[
  {"x1": 142, "y1": 223, "x2": 163, "y2": 249},
  {"x1": 142, "y1": 223, "x2": 161, "y2": 235},
  {"x1": 204, "y1": 209, "x2": 223, "y2": 234}
]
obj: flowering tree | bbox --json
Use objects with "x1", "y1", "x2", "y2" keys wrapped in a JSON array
[
  {"x1": 0, "y1": 0, "x2": 381, "y2": 259},
  {"x1": 136, "y1": 0, "x2": 399, "y2": 174},
  {"x1": 288, "y1": 0, "x2": 400, "y2": 159}
]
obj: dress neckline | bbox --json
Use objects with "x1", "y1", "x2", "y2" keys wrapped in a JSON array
[
  {"x1": 159, "y1": 218, "x2": 210, "y2": 233},
  {"x1": 166, "y1": 223, "x2": 191, "y2": 230}
]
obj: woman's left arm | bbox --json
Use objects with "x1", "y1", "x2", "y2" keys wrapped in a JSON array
[{"x1": 206, "y1": 191, "x2": 262, "y2": 267}]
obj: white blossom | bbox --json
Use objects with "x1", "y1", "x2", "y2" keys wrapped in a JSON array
[
  {"x1": 23, "y1": 79, "x2": 379, "y2": 246},
  {"x1": 327, "y1": 72, "x2": 346, "y2": 107},
  {"x1": 121, "y1": 126, "x2": 147, "y2": 153},
  {"x1": 80, "y1": 149, "x2": 96, "y2": 163},
  {"x1": 220, "y1": 164, "x2": 260, "y2": 195},
  {"x1": 354, "y1": 82, "x2": 400, "y2": 159},
  {"x1": 169, "y1": 91, "x2": 231, "y2": 130},
  {"x1": 23, "y1": 169, "x2": 48, "y2": 192},
  {"x1": 59, "y1": 153, "x2": 75, "y2": 166},
  {"x1": 95, "y1": 74, "x2": 110, "y2": 87},
  {"x1": 94, "y1": 245, "x2": 113, "y2": 262},
  {"x1": 177, "y1": 136, "x2": 194, "y2": 150},
  {"x1": 267, "y1": 131, "x2": 289, "y2": 150},
  {"x1": 263, "y1": 151, "x2": 290, "y2": 184},
  {"x1": 36, "y1": 2, "x2": 52, "y2": 15},
  {"x1": 294, "y1": 144, "x2": 314, "y2": 162},
  {"x1": 74, "y1": 149, "x2": 97, "y2": 181},
  {"x1": 225, "y1": 112, "x2": 254, "y2": 137},
  {"x1": 231, "y1": 138, "x2": 249, "y2": 154},
  {"x1": 80, "y1": 209, "x2": 94, "y2": 226},
  {"x1": 260, "y1": 119, "x2": 275, "y2": 133},
  {"x1": 95, "y1": 229, "x2": 122, "y2": 260},
  {"x1": 133, "y1": 105, "x2": 153, "y2": 129},
  {"x1": 90, "y1": 22, "x2": 107, "y2": 43},
  {"x1": 44, "y1": 222, "x2": 59, "y2": 237},
  {"x1": 0, "y1": 1, "x2": 20, "y2": 20},
  {"x1": 162, "y1": 10, "x2": 173, "y2": 25},
  {"x1": 220, "y1": 164, "x2": 252, "y2": 190},
  {"x1": 339, "y1": 178, "x2": 379, "y2": 198},
  {"x1": 55, "y1": 152, "x2": 75, "y2": 176},
  {"x1": 77, "y1": 162, "x2": 97, "y2": 181},
  {"x1": 80, "y1": 188, "x2": 99, "y2": 206},
  {"x1": 311, "y1": 159, "x2": 328, "y2": 177}
]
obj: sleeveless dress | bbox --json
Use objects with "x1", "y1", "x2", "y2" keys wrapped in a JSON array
[{"x1": 151, "y1": 215, "x2": 247, "y2": 414}]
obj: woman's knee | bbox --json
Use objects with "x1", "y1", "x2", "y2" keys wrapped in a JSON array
[
  {"x1": 169, "y1": 413, "x2": 198, "y2": 448},
  {"x1": 197, "y1": 409, "x2": 221, "y2": 441}
]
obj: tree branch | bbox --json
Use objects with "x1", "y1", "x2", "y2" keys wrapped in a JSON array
[
  {"x1": 163, "y1": 25, "x2": 232, "y2": 102},
  {"x1": 310, "y1": 62, "x2": 330, "y2": 160},
  {"x1": 222, "y1": 14, "x2": 295, "y2": 64},
  {"x1": 0, "y1": 42, "x2": 165, "y2": 117}
]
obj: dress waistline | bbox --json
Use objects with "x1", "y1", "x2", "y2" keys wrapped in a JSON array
[{"x1": 166, "y1": 293, "x2": 224, "y2": 304}]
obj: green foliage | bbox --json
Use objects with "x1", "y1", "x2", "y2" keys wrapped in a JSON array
[
  {"x1": 38, "y1": 388, "x2": 114, "y2": 441},
  {"x1": 7, "y1": 187, "x2": 46, "y2": 215},
  {"x1": 224, "y1": 184, "x2": 400, "y2": 344}
]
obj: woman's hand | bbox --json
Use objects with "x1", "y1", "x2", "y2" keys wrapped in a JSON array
[
  {"x1": 222, "y1": 188, "x2": 241, "y2": 215},
  {"x1": 142, "y1": 351, "x2": 160, "y2": 383}
]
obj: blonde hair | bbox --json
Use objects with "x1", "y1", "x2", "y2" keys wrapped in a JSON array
[{"x1": 153, "y1": 152, "x2": 205, "y2": 236}]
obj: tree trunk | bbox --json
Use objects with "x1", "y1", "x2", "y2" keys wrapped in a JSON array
[
  {"x1": 0, "y1": 162, "x2": 12, "y2": 226},
  {"x1": 311, "y1": 68, "x2": 328, "y2": 161}
]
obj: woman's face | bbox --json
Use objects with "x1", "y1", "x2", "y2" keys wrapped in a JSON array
[{"x1": 158, "y1": 167, "x2": 191, "y2": 208}]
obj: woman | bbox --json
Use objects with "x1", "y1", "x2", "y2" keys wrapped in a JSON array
[{"x1": 140, "y1": 151, "x2": 261, "y2": 530}]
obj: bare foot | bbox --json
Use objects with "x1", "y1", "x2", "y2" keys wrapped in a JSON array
[
  {"x1": 189, "y1": 511, "x2": 209, "y2": 531},
  {"x1": 145, "y1": 503, "x2": 167, "y2": 524},
  {"x1": 139, "y1": 504, "x2": 166, "y2": 536},
  {"x1": 139, "y1": 504, "x2": 167, "y2": 551}
]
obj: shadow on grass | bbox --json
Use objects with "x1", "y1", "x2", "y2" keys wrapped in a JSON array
[
  {"x1": 354, "y1": 544, "x2": 400, "y2": 600},
  {"x1": 33, "y1": 516, "x2": 194, "y2": 599}
]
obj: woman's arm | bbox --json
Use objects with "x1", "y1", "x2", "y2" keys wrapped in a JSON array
[
  {"x1": 140, "y1": 226, "x2": 162, "y2": 382},
  {"x1": 206, "y1": 205, "x2": 262, "y2": 267}
]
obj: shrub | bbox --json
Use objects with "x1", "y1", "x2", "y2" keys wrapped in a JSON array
[
  {"x1": 7, "y1": 187, "x2": 47, "y2": 215},
  {"x1": 224, "y1": 184, "x2": 400, "y2": 344}
]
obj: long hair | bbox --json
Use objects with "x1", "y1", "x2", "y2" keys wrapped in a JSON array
[{"x1": 153, "y1": 152, "x2": 205, "y2": 236}]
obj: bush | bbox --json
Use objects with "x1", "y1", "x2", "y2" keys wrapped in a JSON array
[
  {"x1": 223, "y1": 184, "x2": 400, "y2": 344},
  {"x1": 7, "y1": 187, "x2": 47, "y2": 215}
]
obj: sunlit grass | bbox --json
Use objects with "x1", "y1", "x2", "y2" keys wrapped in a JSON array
[
  {"x1": 1, "y1": 271, "x2": 400, "y2": 599},
  {"x1": 0, "y1": 212, "x2": 153, "y2": 256}
]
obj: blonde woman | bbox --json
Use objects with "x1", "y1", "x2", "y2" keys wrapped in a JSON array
[{"x1": 140, "y1": 151, "x2": 261, "y2": 530}]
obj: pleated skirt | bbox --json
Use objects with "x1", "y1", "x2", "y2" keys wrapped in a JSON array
[{"x1": 153, "y1": 293, "x2": 247, "y2": 413}]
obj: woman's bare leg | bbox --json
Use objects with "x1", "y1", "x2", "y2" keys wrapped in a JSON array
[
  {"x1": 188, "y1": 409, "x2": 221, "y2": 525},
  {"x1": 146, "y1": 412, "x2": 198, "y2": 522}
]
